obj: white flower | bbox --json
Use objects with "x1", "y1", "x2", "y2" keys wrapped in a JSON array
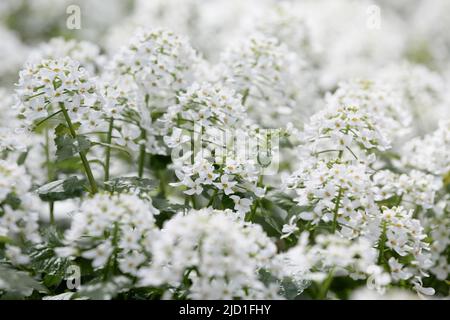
[
  {"x1": 213, "y1": 174, "x2": 237, "y2": 195},
  {"x1": 119, "y1": 251, "x2": 147, "y2": 276},
  {"x1": 230, "y1": 195, "x2": 252, "y2": 217},
  {"x1": 163, "y1": 127, "x2": 190, "y2": 149},
  {"x1": 281, "y1": 216, "x2": 299, "y2": 239},
  {"x1": 388, "y1": 258, "x2": 413, "y2": 281},
  {"x1": 5, "y1": 245, "x2": 30, "y2": 265},
  {"x1": 82, "y1": 241, "x2": 114, "y2": 269},
  {"x1": 0, "y1": 159, "x2": 31, "y2": 202}
]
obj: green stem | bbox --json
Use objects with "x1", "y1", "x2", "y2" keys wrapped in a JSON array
[
  {"x1": 245, "y1": 200, "x2": 259, "y2": 222},
  {"x1": 332, "y1": 187, "x2": 343, "y2": 233},
  {"x1": 59, "y1": 103, "x2": 98, "y2": 194},
  {"x1": 207, "y1": 189, "x2": 219, "y2": 207},
  {"x1": 242, "y1": 88, "x2": 250, "y2": 106},
  {"x1": 103, "y1": 222, "x2": 119, "y2": 281},
  {"x1": 138, "y1": 129, "x2": 147, "y2": 178},
  {"x1": 396, "y1": 193, "x2": 403, "y2": 207},
  {"x1": 49, "y1": 202, "x2": 55, "y2": 225},
  {"x1": 318, "y1": 268, "x2": 335, "y2": 299},
  {"x1": 377, "y1": 220, "x2": 387, "y2": 265},
  {"x1": 157, "y1": 169, "x2": 167, "y2": 197},
  {"x1": 45, "y1": 129, "x2": 55, "y2": 225},
  {"x1": 34, "y1": 109, "x2": 62, "y2": 130},
  {"x1": 104, "y1": 118, "x2": 114, "y2": 182},
  {"x1": 191, "y1": 195, "x2": 197, "y2": 210}
]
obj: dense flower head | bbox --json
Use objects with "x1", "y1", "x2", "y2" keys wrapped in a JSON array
[
  {"x1": 162, "y1": 82, "x2": 247, "y2": 133},
  {"x1": 0, "y1": 88, "x2": 29, "y2": 152},
  {"x1": 0, "y1": 195, "x2": 41, "y2": 246},
  {"x1": 253, "y1": 1, "x2": 321, "y2": 64},
  {"x1": 401, "y1": 119, "x2": 450, "y2": 175},
  {"x1": 326, "y1": 79, "x2": 411, "y2": 141},
  {"x1": 277, "y1": 233, "x2": 389, "y2": 291},
  {"x1": 373, "y1": 170, "x2": 442, "y2": 209},
  {"x1": 285, "y1": 159, "x2": 380, "y2": 239},
  {"x1": 219, "y1": 34, "x2": 307, "y2": 128},
  {"x1": 426, "y1": 205, "x2": 450, "y2": 281},
  {"x1": 376, "y1": 62, "x2": 448, "y2": 134},
  {"x1": 299, "y1": 103, "x2": 391, "y2": 163},
  {"x1": 56, "y1": 193, "x2": 159, "y2": 275},
  {"x1": 139, "y1": 208, "x2": 280, "y2": 299},
  {"x1": 0, "y1": 160, "x2": 41, "y2": 265},
  {"x1": 163, "y1": 82, "x2": 271, "y2": 216},
  {"x1": 15, "y1": 57, "x2": 104, "y2": 130},
  {"x1": 109, "y1": 28, "x2": 199, "y2": 102},
  {"x1": 0, "y1": 159, "x2": 31, "y2": 202},
  {"x1": 378, "y1": 206, "x2": 434, "y2": 294},
  {"x1": 27, "y1": 38, "x2": 103, "y2": 75}
]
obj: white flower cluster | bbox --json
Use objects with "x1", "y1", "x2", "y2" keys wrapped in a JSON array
[
  {"x1": 325, "y1": 79, "x2": 411, "y2": 142},
  {"x1": 373, "y1": 170, "x2": 442, "y2": 210},
  {"x1": 401, "y1": 120, "x2": 450, "y2": 176},
  {"x1": 0, "y1": 159, "x2": 31, "y2": 202},
  {"x1": 0, "y1": 88, "x2": 28, "y2": 152},
  {"x1": 277, "y1": 233, "x2": 390, "y2": 293},
  {"x1": 300, "y1": 104, "x2": 391, "y2": 160},
  {"x1": 253, "y1": 1, "x2": 321, "y2": 65},
  {"x1": 219, "y1": 34, "x2": 307, "y2": 128},
  {"x1": 286, "y1": 160, "x2": 380, "y2": 239},
  {"x1": 427, "y1": 209, "x2": 450, "y2": 281},
  {"x1": 15, "y1": 57, "x2": 104, "y2": 132},
  {"x1": 376, "y1": 62, "x2": 449, "y2": 135},
  {"x1": 139, "y1": 209, "x2": 280, "y2": 299},
  {"x1": 27, "y1": 38, "x2": 103, "y2": 75},
  {"x1": 103, "y1": 28, "x2": 200, "y2": 155},
  {"x1": 56, "y1": 193, "x2": 159, "y2": 276},
  {"x1": 0, "y1": 160, "x2": 41, "y2": 265},
  {"x1": 163, "y1": 82, "x2": 268, "y2": 216},
  {"x1": 284, "y1": 100, "x2": 393, "y2": 238},
  {"x1": 108, "y1": 28, "x2": 198, "y2": 103},
  {"x1": 378, "y1": 206, "x2": 434, "y2": 294}
]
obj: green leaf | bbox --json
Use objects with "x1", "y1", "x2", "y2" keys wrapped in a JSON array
[
  {"x1": 152, "y1": 197, "x2": 188, "y2": 227},
  {"x1": 55, "y1": 157, "x2": 83, "y2": 172},
  {"x1": 104, "y1": 177, "x2": 158, "y2": 196},
  {"x1": 1, "y1": 193, "x2": 22, "y2": 210},
  {"x1": 149, "y1": 154, "x2": 172, "y2": 170},
  {"x1": 54, "y1": 123, "x2": 91, "y2": 161},
  {"x1": 0, "y1": 264, "x2": 48, "y2": 298},
  {"x1": 0, "y1": 235, "x2": 12, "y2": 244},
  {"x1": 17, "y1": 151, "x2": 29, "y2": 165},
  {"x1": 36, "y1": 176, "x2": 85, "y2": 202},
  {"x1": 28, "y1": 229, "x2": 72, "y2": 288},
  {"x1": 42, "y1": 292, "x2": 76, "y2": 300},
  {"x1": 269, "y1": 191, "x2": 298, "y2": 211}
]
